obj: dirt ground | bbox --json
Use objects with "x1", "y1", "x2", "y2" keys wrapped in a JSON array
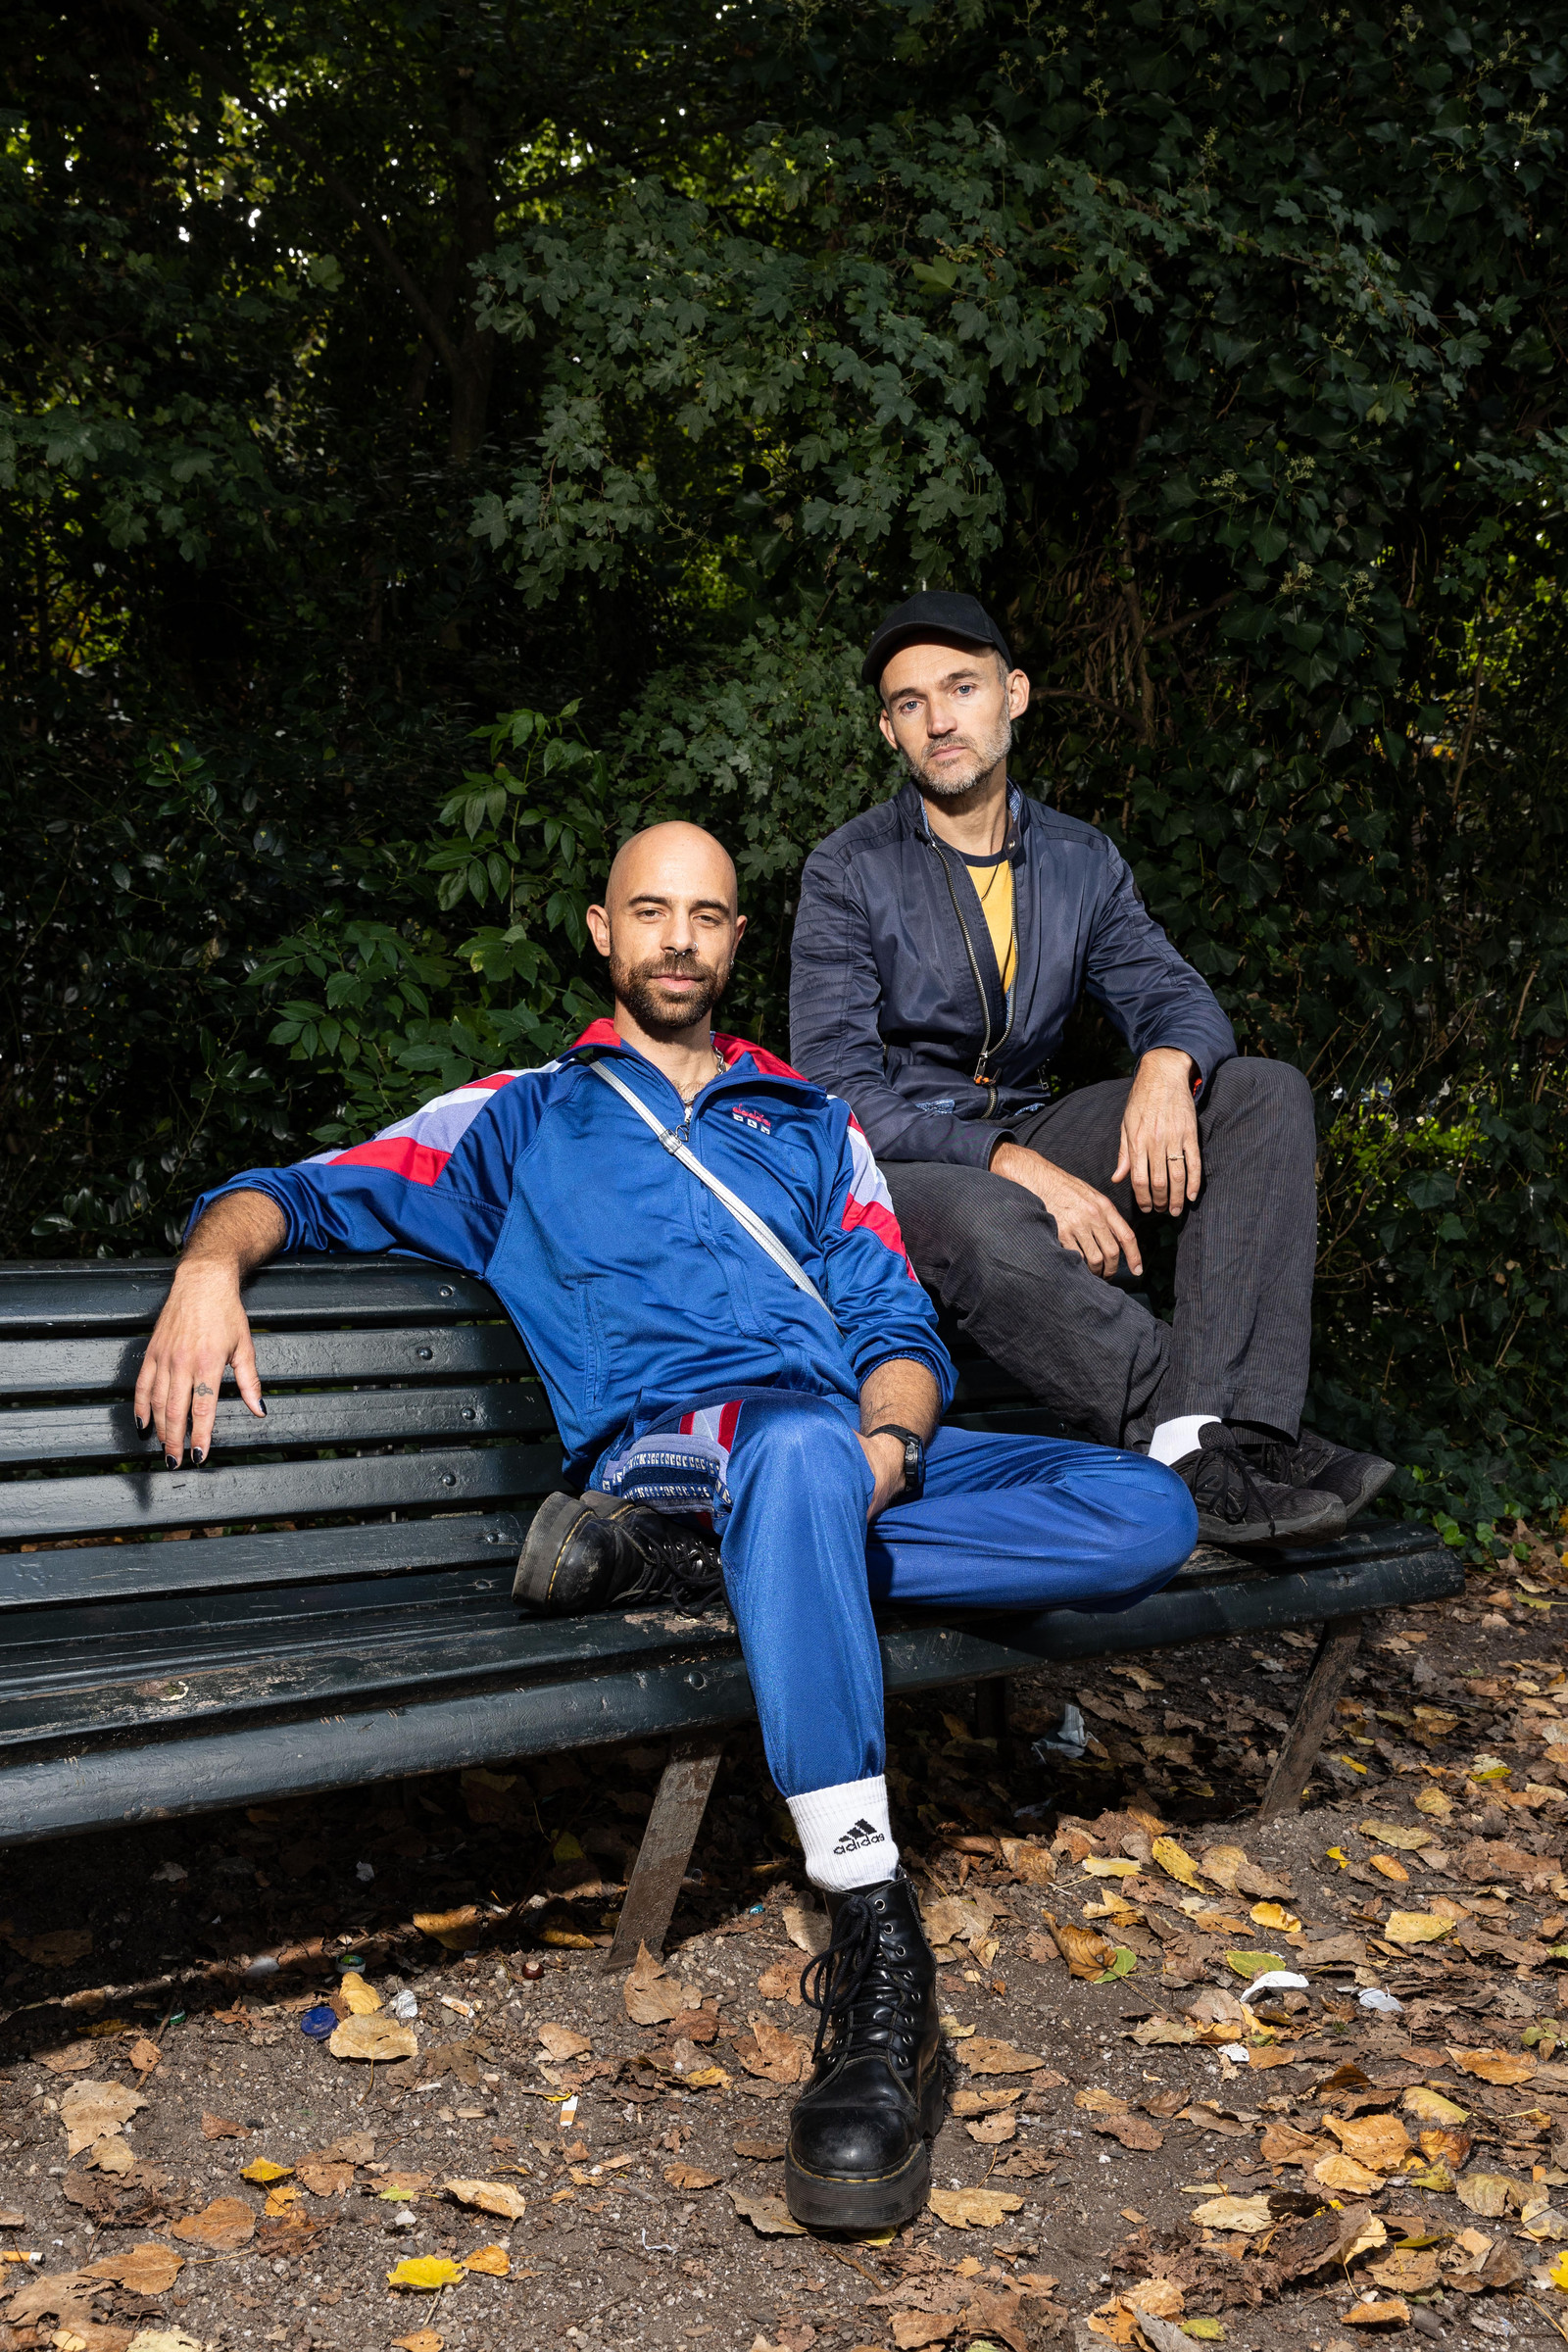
[{"x1": 6, "y1": 1536, "x2": 1568, "y2": 2352}]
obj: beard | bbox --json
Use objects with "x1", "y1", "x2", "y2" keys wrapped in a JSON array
[
  {"x1": 900, "y1": 710, "x2": 1013, "y2": 800},
  {"x1": 610, "y1": 946, "x2": 731, "y2": 1040}
]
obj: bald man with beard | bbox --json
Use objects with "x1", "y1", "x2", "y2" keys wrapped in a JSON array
[{"x1": 140, "y1": 820, "x2": 1196, "y2": 2234}]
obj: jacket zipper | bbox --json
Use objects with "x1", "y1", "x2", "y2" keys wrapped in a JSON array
[{"x1": 928, "y1": 837, "x2": 1017, "y2": 1098}]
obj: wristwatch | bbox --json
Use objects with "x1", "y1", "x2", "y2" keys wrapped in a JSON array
[{"x1": 868, "y1": 1424, "x2": 926, "y2": 1503}]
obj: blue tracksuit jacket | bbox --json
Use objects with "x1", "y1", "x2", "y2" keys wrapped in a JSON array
[{"x1": 191, "y1": 1021, "x2": 955, "y2": 1482}]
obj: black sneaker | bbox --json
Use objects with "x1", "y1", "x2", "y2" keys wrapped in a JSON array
[
  {"x1": 1171, "y1": 1422, "x2": 1347, "y2": 1548},
  {"x1": 785, "y1": 1870, "x2": 945, "y2": 2231},
  {"x1": 1233, "y1": 1426, "x2": 1396, "y2": 1525},
  {"x1": 513, "y1": 1489, "x2": 726, "y2": 1616}
]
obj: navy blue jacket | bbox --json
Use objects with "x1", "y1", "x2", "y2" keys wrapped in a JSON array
[{"x1": 789, "y1": 780, "x2": 1237, "y2": 1169}]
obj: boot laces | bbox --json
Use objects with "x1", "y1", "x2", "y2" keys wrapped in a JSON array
[
  {"x1": 1184, "y1": 1426, "x2": 1278, "y2": 1533},
  {"x1": 801, "y1": 1891, "x2": 916, "y2": 2067},
  {"x1": 616, "y1": 1514, "x2": 727, "y2": 1615}
]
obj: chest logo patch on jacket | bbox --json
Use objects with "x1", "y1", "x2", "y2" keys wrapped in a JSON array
[{"x1": 728, "y1": 1104, "x2": 772, "y2": 1135}]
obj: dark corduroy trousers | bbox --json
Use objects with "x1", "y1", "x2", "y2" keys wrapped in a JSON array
[{"x1": 884, "y1": 1057, "x2": 1318, "y2": 1450}]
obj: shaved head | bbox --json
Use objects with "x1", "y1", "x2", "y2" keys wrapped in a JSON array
[
  {"x1": 605, "y1": 821, "x2": 737, "y2": 916},
  {"x1": 587, "y1": 821, "x2": 746, "y2": 1048}
]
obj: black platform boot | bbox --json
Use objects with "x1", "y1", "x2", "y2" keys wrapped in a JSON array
[
  {"x1": 512, "y1": 1490, "x2": 726, "y2": 1616},
  {"x1": 784, "y1": 1869, "x2": 944, "y2": 2230}
]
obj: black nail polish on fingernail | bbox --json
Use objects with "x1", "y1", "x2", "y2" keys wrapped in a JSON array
[
  {"x1": 192, "y1": 1447, "x2": 205, "y2": 1465},
  {"x1": 166, "y1": 1453, "x2": 179, "y2": 1471},
  {"x1": 134, "y1": 1415, "x2": 148, "y2": 1436},
  {"x1": 259, "y1": 1399, "x2": 268, "y2": 1416}
]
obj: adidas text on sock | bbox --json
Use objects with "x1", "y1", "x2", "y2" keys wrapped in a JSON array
[{"x1": 787, "y1": 1775, "x2": 901, "y2": 1893}]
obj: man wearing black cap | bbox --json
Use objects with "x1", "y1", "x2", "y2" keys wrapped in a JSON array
[{"x1": 788, "y1": 591, "x2": 1394, "y2": 1546}]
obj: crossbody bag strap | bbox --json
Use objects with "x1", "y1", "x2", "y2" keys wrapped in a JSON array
[{"x1": 586, "y1": 1056, "x2": 836, "y2": 1322}]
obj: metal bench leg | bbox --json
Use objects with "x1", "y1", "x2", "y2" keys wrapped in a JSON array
[
  {"x1": 605, "y1": 1732, "x2": 725, "y2": 1970},
  {"x1": 1256, "y1": 1614, "x2": 1363, "y2": 1821},
  {"x1": 973, "y1": 1677, "x2": 1010, "y2": 1750}
]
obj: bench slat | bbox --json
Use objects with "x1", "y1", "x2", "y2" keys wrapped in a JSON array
[
  {"x1": 0, "y1": 1322, "x2": 531, "y2": 1398},
  {"x1": 0, "y1": 1512, "x2": 526, "y2": 1614},
  {"x1": 0, "y1": 1619, "x2": 1042, "y2": 1843},
  {"x1": 0, "y1": 1257, "x2": 504, "y2": 1336},
  {"x1": 0, "y1": 1381, "x2": 554, "y2": 1467},
  {"x1": 0, "y1": 1441, "x2": 563, "y2": 1543}
]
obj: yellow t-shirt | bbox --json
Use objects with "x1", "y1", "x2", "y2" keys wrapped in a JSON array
[{"x1": 961, "y1": 850, "x2": 1016, "y2": 993}]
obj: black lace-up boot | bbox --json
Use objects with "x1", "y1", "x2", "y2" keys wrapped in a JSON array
[
  {"x1": 1170, "y1": 1422, "x2": 1347, "y2": 1547},
  {"x1": 1230, "y1": 1425, "x2": 1396, "y2": 1526},
  {"x1": 784, "y1": 1869, "x2": 944, "y2": 2230},
  {"x1": 512, "y1": 1490, "x2": 726, "y2": 1616}
]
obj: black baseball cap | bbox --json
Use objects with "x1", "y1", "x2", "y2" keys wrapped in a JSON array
[{"x1": 860, "y1": 590, "x2": 1013, "y2": 688}]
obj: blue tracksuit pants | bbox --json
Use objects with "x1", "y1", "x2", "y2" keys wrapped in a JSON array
[{"x1": 599, "y1": 1390, "x2": 1197, "y2": 1798}]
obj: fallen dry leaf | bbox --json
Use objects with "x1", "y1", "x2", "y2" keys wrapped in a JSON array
[
  {"x1": 1094, "y1": 2112, "x2": 1163, "y2": 2152},
  {"x1": 1403, "y1": 2085, "x2": 1468, "y2": 2125},
  {"x1": 728, "y1": 2187, "x2": 807, "y2": 2235},
  {"x1": 1326, "y1": 2114, "x2": 1412, "y2": 2174},
  {"x1": 891, "y1": 2318, "x2": 957, "y2": 2350},
  {"x1": 240, "y1": 2159, "x2": 293, "y2": 2185},
  {"x1": 172, "y1": 2196, "x2": 255, "y2": 2251},
  {"x1": 537, "y1": 2024, "x2": 592, "y2": 2062},
  {"x1": 963, "y1": 2037, "x2": 1046, "y2": 2077},
  {"x1": 124, "y1": 2330, "x2": 204, "y2": 2352},
  {"x1": 59, "y1": 2082, "x2": 148, "y2": 2158},
  {"x1": 1248, "y1": 1901, "x2": 1301, "y2": 1932},
  {"x1": 328, "y1": 2014, "x2": 416, "y2": 2063},
  {"x1": 1039, "y1": 1914, "x2": 1118, "y2": 1980},
  {"x1": 1381, "y1": 1911, "x2": 1452, "y2": 1945},
  {"x1": 412, "y1": 1906, "x2": 485, "y2": 1952},
  {"x1": 1456, "y1": 2171, "x2": 1528, "y2": 2217},
  {"x1": 1342, "y1": 2297, "x2": 1410, "y2": 2329},
  {"x1": 1369, "y1": 1856, "x2": 1409, "y2": 1883},
  {"x1": 1151, "y1": 1837, "x2": 1203, "y2": 1890},
  {"x1": 964, "y1": 2113, "x2": 1017, "y2": 2145},
  {"x1": 1196, "y1": 1843, "x2": 1246, "y2": 1889},
  {"x1": 443, "y1": 2179, "x2": 528, "y2": 2222},
  {"x1": 1189, "y1": 2194, "x2": 1273, "y2": 2233},
  {"x1": 5, "y1": 1926, "x2": 92, "y2": 1967},
  {"x1": 998, "y1": 1838, "x2": 1055, "y2": 1886},
  {"x1": 1312, "y1": 2150, "x2": 1386, "y2": 2196},
  {"x1": 664, "y1": 2163, "x2": 721, "y2": 2190},
  {"x1": 736, "y1": 2014, "x2": 812, "y2": 2084},
  {"x1": 1449, "y1": 2045, "x2": 1537, "y2": 2085},
  {"x1": 1368, "y1": 2249, "x2": 1442, "y2": 2293},
  {"x1": 391, "y1": 2335, "x2": 444, "y2": 2352},
  {"x1": 926, "y1": 2186, "x2": 1024, "y2": 2230},
  {"x1": 38, "y1": 2041, "x2": 99, "y2": 2075},
  {"x1": 86, "y1": 2136, "x2": 137, "y2": 2176},
  {"x1": 462, "y1": 2243, "x2": 511, "y2": 2276},
  {"x1": 296, "y1": 2162, "x2": 354, "y2": 2198},
  {"x1": 1414, "y1": 1785, "x2": 1454, "y2": 1819},
  {"x1": 200, "y1": 2113, "x2": 247, "y2": 2140},
  {"x1": 1359, "y1": 1819, "x2": 1433, "y2": 1851},
  {"x1": 92, "y1": 2244, "x2": 184, "y2": 2294},
  {"x1": 781, "y1": 1902, "x2": 830, "y2": 1957},
  {"x1": 265, "y1": 2183, "x2": 300, "y2": 2217},
  {"x1": 624, "y1": 1941, "x2": 701, "y2": 2028},
  {"x1": 126, "y1": 2039, "x2": 161, "y2": 2077},
  {"x1": 336, "y1": 1971, "x2": 382, "y2": 2016},
  {"x1": 757, "y1": 1959, "x2": 804, "y2": 2005}
]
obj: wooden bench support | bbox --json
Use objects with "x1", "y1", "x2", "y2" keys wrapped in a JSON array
[
  {"x1": 1255, "y1": 1614, "x2": 1363, "y2": 1820},
  {"x1": 605, "y1": 1732, "x2": 726, "y2": 1968}
]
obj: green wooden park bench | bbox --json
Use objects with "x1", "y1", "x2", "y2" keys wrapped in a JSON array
[{"x1": 0, "y1": 1256, "x2": 1463, "y2": 1963}]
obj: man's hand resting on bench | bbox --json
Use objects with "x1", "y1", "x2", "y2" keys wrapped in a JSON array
[
  {"x1": 858, "y1": 1358, "x2": 940, "y2": 1520},
  {"x1": 134, "y1": 1191, "x2": 286, "y2": 1466}
]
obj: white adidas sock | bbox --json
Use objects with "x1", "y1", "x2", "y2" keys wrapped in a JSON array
[
  {"x1": 1149, "y1": 1412, "x2": 1220, "y2": 1468},
  {"x1": 787, "y1": 1775, "x2": 900, "y2": 1892}
]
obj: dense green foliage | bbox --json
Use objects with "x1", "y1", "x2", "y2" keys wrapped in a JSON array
[{"x1": 4, "y1": 0, "x2": 1567, "y2": 1550}]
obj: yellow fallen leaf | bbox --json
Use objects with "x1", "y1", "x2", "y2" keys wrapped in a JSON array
[
  {"x1": 1359, "y1": 1819, "x2": 1433, "y2": 1851},
  {"x1": 462, "y1": 2244, "x2": 510, "y2": 2276},
  {"x1": 1249, "y1": 1902, "x2": 1301, "y2": 1933},
  {"x1": 1414, "y1": 1786, "x2": 1454, "y2": 1819},
  {"x1": 1151, "y1": 1837, "x2": 1203, "y2": 1890},
  {"x1": 1549, "y1": 2248, "x2": 1568, "y2": 2290},
  {"x1": 1469, "y1": 1755, "x2": 1511, "y2": 1782},
  {"x1": 1456, "y1": 2172, "x2": 1527, "y2": 2217},
  {"x1": 337, "y1": 1971, "x2": 383, "y2": 2015},
  {"x1": 1403, "y1": 2086, "x2": 1468, "y2": 2126},
  {"x1": 388, "y1": 2256, "x2": 466, "y2": 2289},
  {"x1": 239, "y1": 2159, "x2": 294, "y2": 2184},
  {"x1": 1326, "y1": 1845, "x2": 1349, "y2": 1867},
  {"x1": 1312, "y1": 2151, "x2": 1385, "y2": 2194},
  {"x1": 1369, "y1": 1856, "x2": 1408, "y2": 1884},
  {"x1": 1082, "y1": 1858, "x2": 1142, "y2": 1878},
  {"x1": 1343, "y1": 2294, "x2": 1409, "y2": 2328},
  {"x1": 1382, "y1": 1911, "x2": 1451, "y2": 1945},
  {"x1": 926, "y1": 2186, "x2": 1024, "y2": 2230},
  {"x1": 328, "y1": 2013, "x2": 417, "y2": 2063},
  {"x1": 265, "y1": 2184, "x2": 300, "y2": 2216},
  {"x1": 1223, "y1": 1950, "x2": 1286, "y2": 1980},
  {"x1": 412, "y1": 1906, "x2": 486, "y2": 1952},
  {"x1": 391, "y1": 2335, "x2": 444, "y2": 2352}
]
